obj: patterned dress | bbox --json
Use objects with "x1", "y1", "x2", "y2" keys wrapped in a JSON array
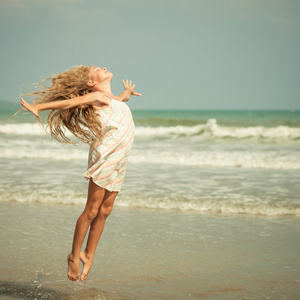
[{"x1": 83, "y1": 99, "x2": 135, "y2": 192}]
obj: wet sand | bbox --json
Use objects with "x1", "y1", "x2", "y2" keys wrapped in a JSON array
[{"x1": 0, "y1": 201, "x2": 299, "y2": 299}]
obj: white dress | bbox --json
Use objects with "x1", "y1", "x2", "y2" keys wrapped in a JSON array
[{"x1": 83, "y1": 99, "x2": 135, "y2": 192}]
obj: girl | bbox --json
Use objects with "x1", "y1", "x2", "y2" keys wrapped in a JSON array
[{"x1": 19, "y1": 65, "x2": 141, "y2": 282}]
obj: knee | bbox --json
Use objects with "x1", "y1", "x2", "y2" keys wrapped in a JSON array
[
  {"x1": 85, "y1": 208, "x2": 99, "y2": 221},
  {"x1": 99, "y1": 204, "x2": 113, "y2": 219}
]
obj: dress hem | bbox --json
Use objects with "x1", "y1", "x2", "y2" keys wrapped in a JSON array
[{"x1": 83, "y1": 174, "x2": 121, "y2": 192}]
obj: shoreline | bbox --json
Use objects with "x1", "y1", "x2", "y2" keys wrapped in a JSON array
[
  {"x1": 1, "y1": 201, "x2": 299, "y2": 299},
  {"x1": 2, "y1": 198, "x2": 300, "y2": 220}
]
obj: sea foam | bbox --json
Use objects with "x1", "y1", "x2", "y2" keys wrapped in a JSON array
[
  {"x1": 0, "y1": 123, "x2": 47, "y2": 135},
  {"x1": 134, "y1": 119, "x2": 300, "y2": 140},
  {"x1": 1, "y1": 137, "x2": 299, "y2": 170},
  {"x1": 1, "y1": 119, "x2": 300, "y2": 140},
  {"x1": 2, "y1": 188, "x2": 299, "y2": 217}
]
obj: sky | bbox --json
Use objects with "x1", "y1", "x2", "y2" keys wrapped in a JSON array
[{"x1": 0, "y1": 0, "x2": 299, "y2": 110}]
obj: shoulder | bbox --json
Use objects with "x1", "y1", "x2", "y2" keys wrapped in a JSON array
[
  {"x1": 90, "y1": 91, "x2": 111, "y2": 105},
  {"x1": 87, "y1": 92, "x2": 111, "y2": 111}
]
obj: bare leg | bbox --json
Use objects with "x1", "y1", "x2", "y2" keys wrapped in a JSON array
[
  {"x1": 67, "y1": 179, "x2": 105, "y2": 281},
  {"x1": 80, "y1": 190, "x2": 118, "y2": 281}
]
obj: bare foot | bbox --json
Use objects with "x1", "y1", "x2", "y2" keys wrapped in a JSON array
[
  {"x1": 67, "y1": 254, "x2": 80, "y2": 281},
  {"x1": 80, "y1": 250, "x2": 93, "y2": 281},
  {"x1": 20, "y1": 98, "x2": 40, "y2": 118}
]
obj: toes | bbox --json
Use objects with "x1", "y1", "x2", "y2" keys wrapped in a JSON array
[
  {"x1": 80, "y1": 274, "x2": 88, "y2": 281},
  {"x1": 68, "y1": 274, "x2": 79, "y2": 281}
]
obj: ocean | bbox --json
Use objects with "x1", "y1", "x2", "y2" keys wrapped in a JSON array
[
  {"x1": 1, "y1": 107, "x2": 299, "y2": 216},
  {"x1": 0, "y1": 104, "x2": 300, "y2": 299}
]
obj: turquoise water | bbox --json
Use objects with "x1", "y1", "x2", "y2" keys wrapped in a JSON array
[
  {"x1": 132, "y1": 109, "x2": 300, "y2": 127},
  {"x1": 2, "y1": 102, "x2": 300, "y2": 127}
]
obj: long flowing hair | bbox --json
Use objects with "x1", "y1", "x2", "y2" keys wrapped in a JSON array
[{"x1": 23, "y1": 65, "x2": 102, "y2": 144}]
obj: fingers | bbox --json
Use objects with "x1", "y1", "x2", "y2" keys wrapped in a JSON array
[
  {"x1": 122, "y1": 79, "x2": 141, "y2": 96},
  {"x1": 20, "y1": 98, "x2": 40, "y2": 117},
  {"x1": 122, "y1": 79, "x2": 134, "y2": 87},
  {"x1": 20, "y1": 98, "x2": 28, "y2": 109}
]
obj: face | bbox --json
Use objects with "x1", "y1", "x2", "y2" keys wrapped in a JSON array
[{"x1": 87, "y1": 66, "x2": 113, "y2": 82}]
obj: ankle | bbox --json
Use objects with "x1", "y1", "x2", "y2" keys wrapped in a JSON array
[
  {"x1": 82, "y1": 249, "x2": 94, "y2": 260},
  {"x1": 69, "y1": 253, "x2": 79, "y2": 261}
]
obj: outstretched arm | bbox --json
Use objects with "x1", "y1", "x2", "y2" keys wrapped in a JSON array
[
  {"x1": 20, "y1": 92, "x2": 109, "y2": 118},
  {"x1": 114, "y1": 80, "x2": 141, "y2": 102}
]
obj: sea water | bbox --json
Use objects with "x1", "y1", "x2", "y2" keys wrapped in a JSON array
[
  {"x1": 0, "y1": 106, "x2": 299, "y2": 216},
  {"x1": 1, "y1": 104, "x2": 300, "y2": 299}
]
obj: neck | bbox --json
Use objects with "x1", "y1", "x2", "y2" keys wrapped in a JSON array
[{"x1": 94, "y1": 81, "x2": 114, "y2": 97}]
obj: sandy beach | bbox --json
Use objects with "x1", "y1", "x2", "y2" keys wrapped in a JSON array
[{"x1": 1, "y1": 201, "x2": 299, "y2": 299}]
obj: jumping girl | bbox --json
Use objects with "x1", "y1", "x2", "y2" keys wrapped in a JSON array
[{"x1": 19, "y1": 65, "x2": 141, "y2": 282}]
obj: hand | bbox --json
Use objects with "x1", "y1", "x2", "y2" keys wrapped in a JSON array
[
  {"x1": 20, "y1": 98, "x2": 40, "y2": 117},
  {"x1": 122, "y1": 80, "x2": 141, "y2": 96}
]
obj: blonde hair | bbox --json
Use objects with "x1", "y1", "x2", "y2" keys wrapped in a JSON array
[{"x1": 24, "y1": 65, "x2": 102, "y2": 144}]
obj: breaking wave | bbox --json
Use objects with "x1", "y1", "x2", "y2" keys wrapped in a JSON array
[
  {"x1": 134, "y1": 119, "x2": 300, "y2": 140},
  {"x1": 2, "y1": 188, "x2": 299, "y2": 217},
  {"x1": 1, "y1": 119, "x2": 300, "y2": 140}
]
